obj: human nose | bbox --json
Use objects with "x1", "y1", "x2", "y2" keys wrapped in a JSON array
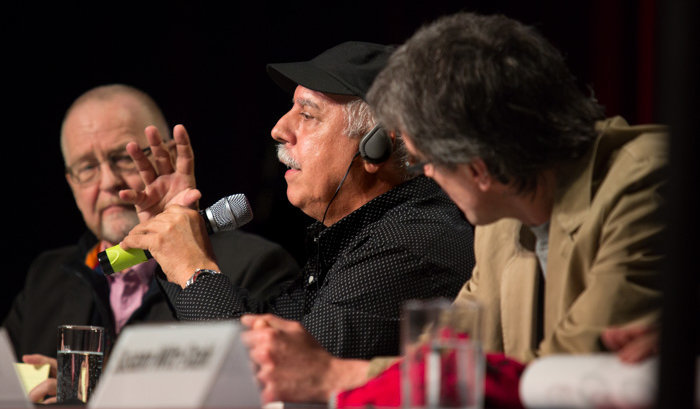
[
  {"x1": 98, "y1": 161, "x2": 126, "y2": 191},
  {"x1": 270, "y1": 110, "x2": 296, "y2": 145}
]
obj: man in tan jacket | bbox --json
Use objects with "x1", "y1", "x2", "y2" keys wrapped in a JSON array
[{"x1": 239, "y1": 12, "x2": 667, "y2": 404}]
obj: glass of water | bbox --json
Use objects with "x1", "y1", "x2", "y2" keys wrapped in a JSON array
[
  {"x1": 56, "y1": 325, "x2": 104, "y2": 404},
  {"x1": 401, "y1": 298, "x2": 484, "y2": 409}
]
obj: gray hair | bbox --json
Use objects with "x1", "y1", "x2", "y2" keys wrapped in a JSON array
[
  {"x1": 367, "y1": 12, "x2": 604, "y2": 193},
  {"x1": 342, "y1": 97, "x2": 409, "y2": 175}
]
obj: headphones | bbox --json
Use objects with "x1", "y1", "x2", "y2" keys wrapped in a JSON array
[
  {"x1": 359, "y1": 124, "x2": 393, "y2": 164},
  {"x1": 321, "y1": 124, "x2": 392, "y2": 225}
]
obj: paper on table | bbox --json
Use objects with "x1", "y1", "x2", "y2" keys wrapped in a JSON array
[
  {"x1": 263, "y1": 402, "x2": 328, "y2": 409},
  {"x1": 519, "y1": 353, "x2": 700, "y2": 408},
  {"x1": 14, "y1": 363, "x2": 50, "y2": 395}
]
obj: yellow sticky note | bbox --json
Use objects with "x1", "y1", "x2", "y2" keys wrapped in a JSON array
[{"x1": 14, "y1": 363, "x2": 50, "y2": 394}]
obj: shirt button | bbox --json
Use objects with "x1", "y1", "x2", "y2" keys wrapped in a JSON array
[{"x1": 308, "y1": 276, "x2": 314, "y2": 284}]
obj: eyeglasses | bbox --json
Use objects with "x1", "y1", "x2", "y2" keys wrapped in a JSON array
[
  {"x1": 405, "y1": 152, "x2": 433, "y2": 176},
  {"x1": 406, "y1": 161, "x2": 429, "y2": 176},
  {"x1": 66, "y1": 147, "x2": 152, "y2": 185}
]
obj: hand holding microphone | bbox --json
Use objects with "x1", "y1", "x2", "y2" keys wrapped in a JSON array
[{"x1": 100, "y1": 194, "x2": 253, "y2": 279}]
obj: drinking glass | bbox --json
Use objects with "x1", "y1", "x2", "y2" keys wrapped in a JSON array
[
  {"x1": 56, "y1": 325, "x2": 104, "y2": 404},
  {"x1": 401, "y1": 298, "x2": 484, "y2": 409}
]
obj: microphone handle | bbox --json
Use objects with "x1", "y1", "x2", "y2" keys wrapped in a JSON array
[
  {"x1": 98, "y1": 247, "x2": 152, "y2": 275},
  {"x1": 199, "y1": 209, "x2": 214, "y2": 235},
  {"x1": 98, "y1": 210, "x2": 213, "y2": 275}
]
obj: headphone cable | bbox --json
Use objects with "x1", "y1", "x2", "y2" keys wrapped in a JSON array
[{"x1": 321, "y1": 151, "x2": 360, "y2": 226}]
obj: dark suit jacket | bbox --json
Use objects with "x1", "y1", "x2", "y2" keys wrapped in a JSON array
[{"x1": 2, "y1": 229, "x2": 299, "y2": 359}]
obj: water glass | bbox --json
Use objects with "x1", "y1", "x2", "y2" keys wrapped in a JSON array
[
  {"x1": 56, "y1": 325, "x2": 104, "y2": 404},
  {"x1": 401, "y1": 298, "x2": 484, "y2": 409}
]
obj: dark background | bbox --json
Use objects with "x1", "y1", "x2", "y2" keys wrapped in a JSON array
[
  {"x1": 0, "y1": 0, "x2": 686, "y2": 333},
  {"x1": 3, "y1": 0, "x2": 699, "y2": 404}
]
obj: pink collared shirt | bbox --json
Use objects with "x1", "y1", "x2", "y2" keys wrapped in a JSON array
[{"x1": 99, "y1": 243, "x2": 156, "y2": 333}]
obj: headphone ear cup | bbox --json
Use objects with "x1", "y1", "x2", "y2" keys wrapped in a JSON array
[{"x1": 359, "y1": 125, "x2": 392, "y2": 164}]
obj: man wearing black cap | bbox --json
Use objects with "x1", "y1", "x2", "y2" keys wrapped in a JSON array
[{"x1": 119, "y1": 42, "x2": 474, "y2": 362}]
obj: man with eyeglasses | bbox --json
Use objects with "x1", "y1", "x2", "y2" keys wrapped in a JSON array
[{"x1": 2, "y1": 84, "x2": 299, "y2": 403}]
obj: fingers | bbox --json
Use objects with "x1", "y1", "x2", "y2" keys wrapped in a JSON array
[
  {"x1": 119, "y1": 188, "x2": 148, "y2": 207},
  {"x1": 28, "y1": 378, "x2": 56, "y2": 403},
  {"x1": 600, "y1": 327, "x2": 626, "y2": 351},
  {"x1": 146, "y1": 125, "x2": 177, "y2": 177},
  {"x1": 184, "y1": 189, "x2": 202, "y2": 208},
  {"x1": 128, "y1": 124, "x2": 188, "y2": 187},
  {"x1": 602, "y1": 325, "x2": 659, "y2": 363},
  {"x1": 241, "y1": 314, "x2": 274, "y2": 329},
  {"x1": 127, "y1": 139, "x2": 158, "y2": 185},
  {"x1": 241, "y1": 317, "x2": 279, "y2": 363},
  {"x1": 250, "y1": 350, "x2": 283, "y2": 403},
  {"x1": 251, "y1": 314, "x2": 299, "y2": 331},
  {"x1": 240, "y1": 314, "x2": 259, "y2": 328},
  {"x1": 120, "y1": 218, "x2": 162, "y2": 250},
  {"x1": 168, "y1": 188, "x2": 202, "y2": 209},
  {"x1": 260, "y1": 377, "x2": 281, "y2": 404},
  {"x1": 248, "y1": 339, "x2": 275, "y2": 364},
  {"x1": 617, "y1": 331, "x2": 659, "y2": 363},
  {"x1": 22, "y1": 354, "x2": 57, "y2": 376},
  {"x1": 602, "y1": 325, "x2": 653, "y2": 352},
  {"x1": 241, "y1": 325, "x2": 275, "y2": 350},
  {"x1": 119, "y1": 212, "x2": 169, "y2": 250},
  {"x1": 601, "y1": 326, "x2": 635, "y2": 351},
  {"x1": 120, "y1": 205, "x2": 215, "y2": 284},
  {"x1": 173, "y1": 124, "x2": 196, "y2": 177}
]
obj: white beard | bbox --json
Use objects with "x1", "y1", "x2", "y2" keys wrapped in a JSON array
[{"x1": 100, "y1": 208, "x2": 140, "y2": 244}]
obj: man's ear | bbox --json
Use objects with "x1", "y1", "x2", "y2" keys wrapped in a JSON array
[
  {"x1": 362, "y1": 161, "x2": 382, "y2": 174},
  {"x1": 361, "y1": 129, "x2": 397, "y2": 174},
  {"x1": 467, "y1": 158, "x2": 492, "y2": 191}
]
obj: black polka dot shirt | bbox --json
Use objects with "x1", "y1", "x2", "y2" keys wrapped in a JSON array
[{"x1": 161, "y1": 176, "x2": 475, "y2": 360}]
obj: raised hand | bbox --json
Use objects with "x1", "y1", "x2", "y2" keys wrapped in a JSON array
[{"x1": 119, "y1": 124, "x2": 200, "y2": 222}]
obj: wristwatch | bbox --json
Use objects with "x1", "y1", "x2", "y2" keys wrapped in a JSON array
[{"x1": 184, "y1": 268, "x2": 221, "y2": 288}]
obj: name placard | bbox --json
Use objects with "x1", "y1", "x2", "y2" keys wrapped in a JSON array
[
  {"x1": 89, "y1": 321, "x2": 260, "y2": 408},
  {"x1": 0, "y1": 328, "x2": 31, "y2": 409}
]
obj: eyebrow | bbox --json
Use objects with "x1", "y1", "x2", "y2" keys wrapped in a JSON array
[
  {"x1": 70, "y1": 143, "x2": 132, "y2": 164},
  {"x1": 294, "y1": 97, "x2": 321, "y2": 110}
]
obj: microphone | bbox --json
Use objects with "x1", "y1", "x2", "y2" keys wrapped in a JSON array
[{"x1": 97, "y1": 194, "x2": 253, "y2": 275}]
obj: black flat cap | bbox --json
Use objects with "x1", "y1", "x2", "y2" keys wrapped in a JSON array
[{"x1": 267, "y1": 41, "x2": 395, "y2": 101}]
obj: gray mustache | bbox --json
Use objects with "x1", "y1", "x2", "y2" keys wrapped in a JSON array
[{"x1": 276, "y1": 144, "x2": 301, "y2": 170}]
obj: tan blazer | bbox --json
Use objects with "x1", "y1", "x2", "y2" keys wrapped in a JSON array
[
  {"x1": 368, "y1": 117, "x2": 668, "y2": 376},
  {"x1": 458, "y1": 116, "x2": 668, "y2": 363}
]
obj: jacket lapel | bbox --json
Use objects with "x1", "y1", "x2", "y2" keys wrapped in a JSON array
[
  {"x1": 500, "y1": 223, "x2": 540, "y2": 362},
  {"x1": 543, "y1": 118, "x2": 628, "y2": 336}
]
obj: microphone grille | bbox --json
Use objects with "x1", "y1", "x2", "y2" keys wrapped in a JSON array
[{"x1": 207, "y1": 194, "x2": 253, "y2": 232}]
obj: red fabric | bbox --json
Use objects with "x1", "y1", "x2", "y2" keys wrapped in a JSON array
[
  {"x1": 483, "y1": 353, "x2": 526, "y2": 409},
  {"x1": 335, "y1": 353, "x2": 525, "y2": 409}
]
